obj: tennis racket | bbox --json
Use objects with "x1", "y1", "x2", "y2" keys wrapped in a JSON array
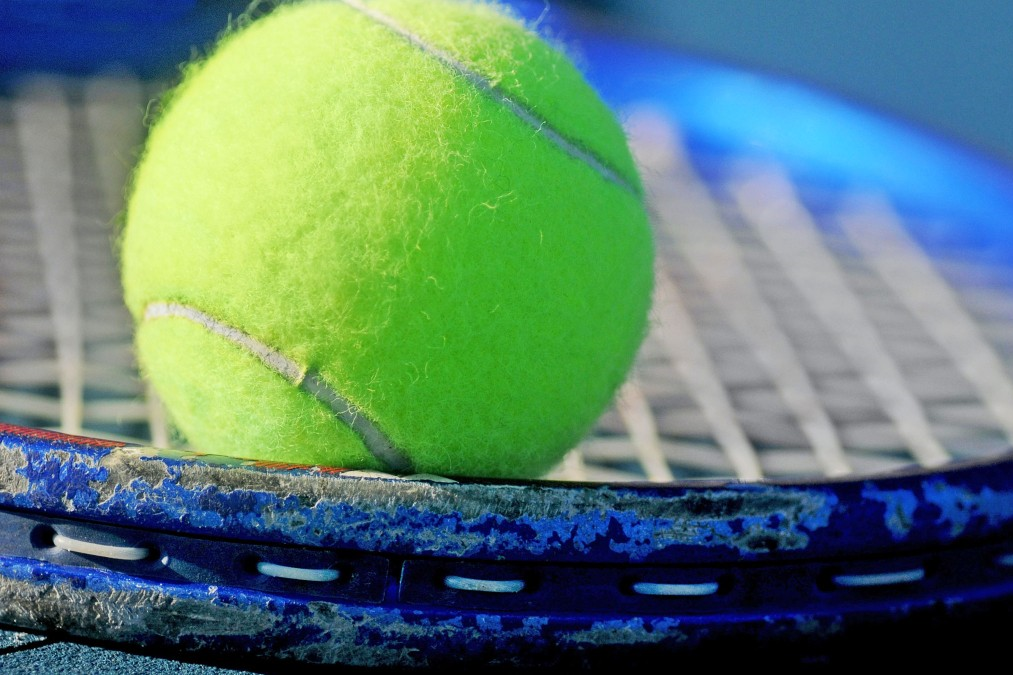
[{"x1": 2, "y1": 0, "x2": 1013, "y2": 670}]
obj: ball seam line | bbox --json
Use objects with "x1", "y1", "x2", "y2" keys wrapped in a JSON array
[
  {"x1": 301, "y1": 371, "x2": 412, "y2": 473},
  {"x1": 337, "y1": 0, "x2": 639, "y2": 198},
  {"x1": 142, "y1": 301, "x2": 413, "y2": 474}
]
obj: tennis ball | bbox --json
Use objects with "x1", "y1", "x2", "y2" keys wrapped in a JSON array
[{"x1": 119, "y1": 0, "x2": 654, "y2": 479}]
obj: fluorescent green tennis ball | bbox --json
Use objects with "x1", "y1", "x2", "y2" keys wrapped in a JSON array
[{"x1": 120, "y1": 0, "x2": 654, "y2": 479}]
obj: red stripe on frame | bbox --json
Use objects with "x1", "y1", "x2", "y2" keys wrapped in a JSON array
[{"x1": 0, "y1": 422, "x2": 127, "y2": 449}]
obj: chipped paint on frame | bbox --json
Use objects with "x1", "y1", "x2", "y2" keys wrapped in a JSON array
[
  {"x1": 3, "y1": 426, "x2": 1013, "y2": 564},
  {"x1": 3, "y1": 432, "x2": 841, "y2": 561},
  {"x1": 861, "y1": 485, "x2": 920, "y2": 539}
]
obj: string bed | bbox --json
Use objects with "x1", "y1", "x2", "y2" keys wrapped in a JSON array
[{"x1": 4, "y1": 75, "x2": 1013, "y2": 486}]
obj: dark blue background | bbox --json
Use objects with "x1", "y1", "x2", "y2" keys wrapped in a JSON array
[
  {"x1": 4, "y1": 1, "x2": 1011, "y2": 168},
  {"x1": 572, "y1": 0, "x2": 1013, "y2": 168}
]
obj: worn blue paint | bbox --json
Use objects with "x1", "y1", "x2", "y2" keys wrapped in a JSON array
[
  {"x1": 3, "y1": 426, "x2": 1013, "y2": 568},
  {"x1": 2, "y1": 425, "x2": 1013, "y2": 665},
  {"x1": 861, "y1": 486, "x2": 920, "y2": 539},
  {"x1": 4, "y1": 551, "x2": 999, "y2": 670},
  {"x1": 923, "y1": 480, "x2": 1013, "y2": 538},
  {"x1": 0, "y1": 430, "x2": 846, "y2": 563}
]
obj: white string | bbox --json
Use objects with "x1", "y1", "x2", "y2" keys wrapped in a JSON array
[
  {"x1": 616, "y1": 379, "x2": 674, "y2": 482},
  {"x1": 653, "y1": 270, "x2": 764, "y2": 481},
  {"x1": 630, "y1": 110, "x2": 851, "y2": 477},
  {"x1": 732, "y1": 167, "x2": 950, "y2": 468},
  {"x1": 14, "y1": 77, "x2": 84, "y2": 435},
  {"x1": 52, "y1": 533, "x2": 151, "y2": 561},
  {"x1": 839, "y1": 194, "x2": 1013, "y2": 444},
  {"x1": 256, "y1": 561, "x2": 340, "y2": 583}
]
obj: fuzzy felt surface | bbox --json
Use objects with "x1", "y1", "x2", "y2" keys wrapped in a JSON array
[{"x1": 120, "y1": 0, "x2": 654, "y2": 479}]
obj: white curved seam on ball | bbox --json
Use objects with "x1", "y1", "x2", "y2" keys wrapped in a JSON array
[
  {"x1": 144, "y1": 302, "x2": 302, "y2": 382},
  {"x1": 337, "y1": 0, "x2": 637, "y2": 198},
  {"x1": 142, "y1": 301, "x2": 413, "y2": 473},
  {"x1": 302, "y1": 371, "x2": 412, "y2": 473}
]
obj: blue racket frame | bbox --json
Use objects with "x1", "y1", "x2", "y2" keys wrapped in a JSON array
[{"x1": 2, "y1": 423, "x2": 1013, "y2": 668}]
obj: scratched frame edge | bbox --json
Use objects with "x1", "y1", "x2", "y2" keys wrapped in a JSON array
[
  {"x1": 2, "y1": 423, "x2": 1013, "y2": 668},
  {"x1": 3, "y1": 423, "x2": 1013, "y2": 564}
]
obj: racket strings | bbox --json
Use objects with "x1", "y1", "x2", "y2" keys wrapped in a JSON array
[
  {"x1": 0, "y1": 74, "x2": 167, "y2": 445},
  {"x1": 567, "y1": 107, "x2": 1013, "y2": 483},
  {"x1": 4, "y1": 77, "x2": 1013, "y2": 486}
]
